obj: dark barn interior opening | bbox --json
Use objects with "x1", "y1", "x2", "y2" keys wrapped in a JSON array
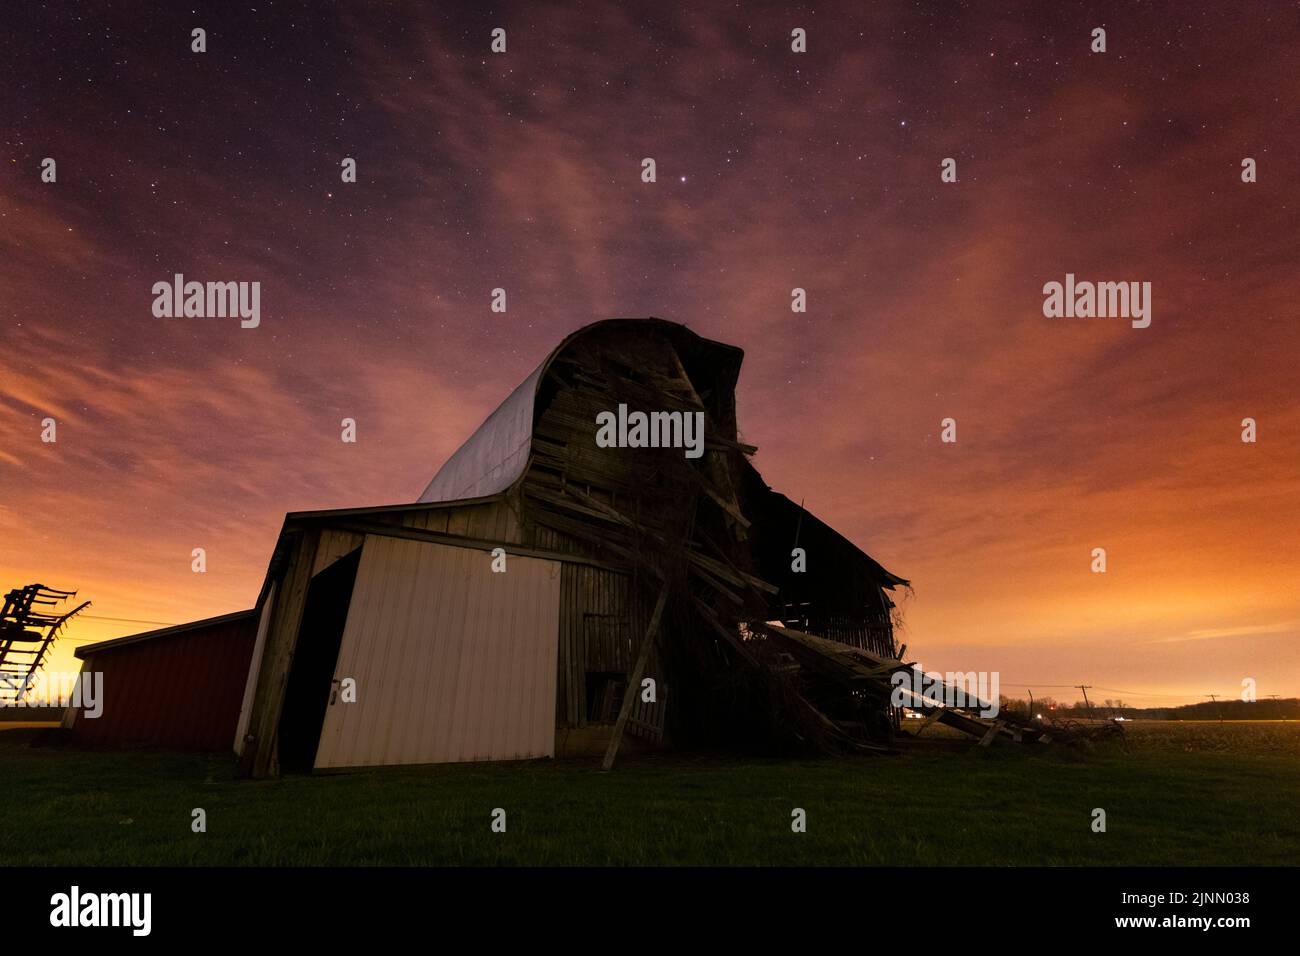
[{"x1": 277, "y1": 548, "x2": 361, "y2": 773}]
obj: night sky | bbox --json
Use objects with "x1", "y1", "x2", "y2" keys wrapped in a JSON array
[{"x1": 3, "y1": 1, "x2": 1298, "y2": 706}]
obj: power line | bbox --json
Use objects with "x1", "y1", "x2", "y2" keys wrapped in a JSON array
[
  {"x1": 42, "y1": 614, "x2": 182, "y2": 645},
  {"x1": 1000, "y1": 682, "x2": 1218, "y2": 701},
  {"x1": 80, "y1": 614, "x2": 178, "y2": 627}
]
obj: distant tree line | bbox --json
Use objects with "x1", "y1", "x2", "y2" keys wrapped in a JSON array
[{"x1": 996, "y1": 696, "x2": 1300, "y2": 722}]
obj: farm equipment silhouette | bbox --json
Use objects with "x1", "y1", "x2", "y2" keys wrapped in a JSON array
[{"x1": 0, "y1": 584, "x2": 89, "y2": 704}]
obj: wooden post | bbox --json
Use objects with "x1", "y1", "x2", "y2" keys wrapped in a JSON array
[
  {"x1": 913, "y1": 706, "x2": 945, "y2": 737},
  {"x1": 601, "y1": 580, "x2": 670, "y2": 771},
  {"x1": 978, "y1": 720, "x2": 1003, "y2": 747},
  {"x1": 237, "y1": 527, "x2": 320, "y2": 778}
]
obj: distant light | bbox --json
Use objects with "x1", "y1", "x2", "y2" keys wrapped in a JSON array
[{"x1": 1036, "y1": 713, "x2": 1043, "y2": 719}]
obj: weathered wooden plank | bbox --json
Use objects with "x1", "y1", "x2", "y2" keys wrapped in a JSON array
[
  {"x1": 912, "y1": 706, "x2": 946, "y2": 737},
  {"x1": 237, "y1": 527, "x2": 321, "y2": 779},
  {"x1": 316, "y1": 518, "x2": 627, "y2": 572},
  {"x1": 312, "y1": 530, "x2": 365, "y2": 575}
]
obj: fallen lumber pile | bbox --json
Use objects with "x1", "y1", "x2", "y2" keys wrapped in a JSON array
[{"x1": 757, "y1": 623, "x2": 1112, "y2": 748}]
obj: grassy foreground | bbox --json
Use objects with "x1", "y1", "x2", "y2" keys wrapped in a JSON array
[{"x1": 3, "y1": 721, "x2": 1298, "y2": 866}]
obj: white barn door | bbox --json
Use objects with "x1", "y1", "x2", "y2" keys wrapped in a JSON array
[{"x1": 313, "y1": 535, "x2": 561, "y2": 769}]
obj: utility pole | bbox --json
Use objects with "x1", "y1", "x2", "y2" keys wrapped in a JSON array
[
  {"x1": 1268, "y1": 694, "x2": 1281, "y2": 720},
  {"x1": 1207, "y1": 694, "x2": 1223, "y2": 722},
  {"x1": 1077, "y1": 685, "x2": 1094, "y2": 722},
  {"x1": 1028, "y1": 689, "x2": 1036, "y2": 720}
]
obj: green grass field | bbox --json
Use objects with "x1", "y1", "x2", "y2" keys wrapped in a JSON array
[{"x1": 3, "y1": 721, "x2": 1298, "y2": 866}]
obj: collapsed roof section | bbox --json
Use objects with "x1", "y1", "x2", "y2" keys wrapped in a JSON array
[{"x1": 417, "y1": 317, "x2": 904, "y2": 598}]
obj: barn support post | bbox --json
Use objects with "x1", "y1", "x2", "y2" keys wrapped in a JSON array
[
  {"x1": 601, "y1": 579, "x2": 670, "y2": 771},
  {"x1": 237, "y1": 527, "x2": 321, "y2": 779}
]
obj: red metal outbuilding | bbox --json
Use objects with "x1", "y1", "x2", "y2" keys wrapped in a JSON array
[{"x1": 68, "y1": 609, "x2": 257, "y2": 752}]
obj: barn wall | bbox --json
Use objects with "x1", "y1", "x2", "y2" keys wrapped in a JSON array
[
  {"x1": 397, "y1": 497, "x2": 522, "y2": 544},
  {"x1": 73, "y1": 614, "x2": 258, "y2": 751},
  {"x1": 233, "y1": 583, "x2": 276, "y2": 753},
  {"x1": 313, "y1": 534, "x2": 561, "y2": 769},
  {"x1": 312, "y1": 529, "x2": 365, "y2": 574},
  {"x1": 237, "y1": 527, "x2": 322, "y2": 778},
  {"x1": 555, "y1": 564, "x2": 665, "y2": 742},
  {"x1": 557, "y1": 563, "x2": 629, "y2": 726}
]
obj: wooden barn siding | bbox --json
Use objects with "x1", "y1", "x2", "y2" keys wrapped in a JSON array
[
  {"x1": 397, "y1": 498, "x2": 522, "y2": 545},
  {"x1": 808, "y1": 612, "x2": 896, "y2": 658},
  {"x1": 626, "y1": 643, "x2": 667, "y2": 742},
  {"x1": 313, "y1": 534, "x2": 560, "y2": 769},
  {"x1": 233, "y1": 581, "x2": 276, "y2": 752},
  {"x1": 530, "y1": 523, "x2": 575, "y2": 554},
  {"x1": 238, "y1": 527, "x2": 321, "y2": 778},
  {"x1": 312, "y1": 529, "x2": 365, "y2": 574},
  {"x1": 555, "y1": 564, "x2": 664, "y2": 740},
  {"x1": 557, "y1": 563, "x2": 628, "y2": 726},
  {"x1": 73, "y1": 616, "x2": 258, "y2": 751}
]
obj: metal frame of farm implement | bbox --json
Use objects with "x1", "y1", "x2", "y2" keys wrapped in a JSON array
[{"x1": 0, "y1": 583, "x2": 89, "y2": 704}]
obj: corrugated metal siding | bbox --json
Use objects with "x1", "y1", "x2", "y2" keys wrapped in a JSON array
[
  {"x1": 73, "y1": 615, "x2": 258, "y2": 751},
  {"x1": 313, "y1": 535, "x2": 561, "y2": 769}
]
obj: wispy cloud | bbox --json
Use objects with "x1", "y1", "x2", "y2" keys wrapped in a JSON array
[{"x1": 3, "y1": 1, "x2": 1298, "y2": 695}]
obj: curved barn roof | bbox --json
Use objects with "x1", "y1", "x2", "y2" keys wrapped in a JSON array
[
  {"x1": 417, "y1": 359, "x2": 545, "y2": 503},
  {"x1": 418, "y1": 318, "x2": 741, "y2": 503}
]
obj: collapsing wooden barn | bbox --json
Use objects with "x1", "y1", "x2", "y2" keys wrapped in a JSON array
[{"x1": 222, "y1": 318, "x2": 908, "y2": 776}]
